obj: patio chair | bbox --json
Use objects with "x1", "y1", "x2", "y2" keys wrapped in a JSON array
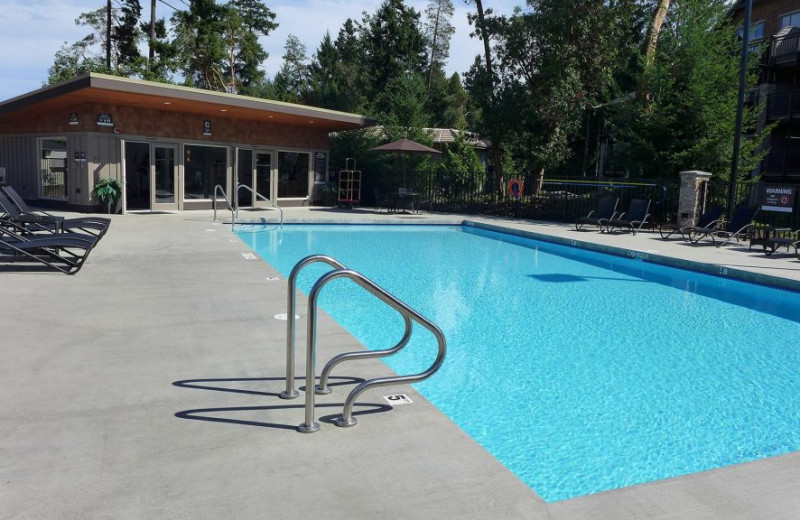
[
  {"x1": 658, "y1": 205, "x2": 724, "y2": 240},
  {"x1": 0, "y1": 189, "x2": 110, "y2": 238},
  {"x1": 373, "y1": 187, "x2": 396, "y2": 214},
  {"x1": 603, "y1": 198, "x2": 652, "y2": 235},
  {"x1": 575, "y1": 195, "x2": 619, "y2": 231},
  {"x1": 687, "y1": 205, "x2": 759, "y2": 248},
  {"x1": 0, "y1": 226, "x2": 98, "y2": 275},
  {"x1": 762, "y1": 229, "x2": 800, "y2": 259}
]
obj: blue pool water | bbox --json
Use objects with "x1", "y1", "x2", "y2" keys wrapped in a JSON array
[{"x1": 236, "y1": 224, "x2": 800, "y2": 502}]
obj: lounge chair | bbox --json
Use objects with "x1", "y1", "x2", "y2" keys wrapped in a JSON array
[
  {"x1": 0, "y1": 227, "x2": 98, "y2": 275},
  {"x1": 762, "y1": 229, "x2": 800, "y2": 259},
  {"x1": 0, "y1": 189, "x2": 110, "y2": 238},
  {"x1": 603, "y1": 198, "x2": 651, "y2": 235},
  {"x1": 687, "y1": 205, "x2": 759, "y2": 247},
  {"x1": 575, "y1": 195, "x2": 618, "y2": 231},
  {"x1": 658, "y1": 205, "x2": 724, "y2": 240}
]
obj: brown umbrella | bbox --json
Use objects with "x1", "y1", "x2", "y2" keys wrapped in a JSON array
[{"x1": 370, "y1": 138, "x2": 441, "y2": 189}]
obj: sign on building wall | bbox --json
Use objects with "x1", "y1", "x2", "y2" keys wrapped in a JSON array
[
  {"x1": 314, "y1": 152, "x2": 327, "y2": 182},
  {"x1": 97, "y1": 113, "x2": 113, "y2": 127},
  {"x1": 68, "y1": 113, "x2": 79, "y2": 125},
  {"x1": 761, "y1": 185, "x2": 796, "y2": 213},
  {"x1": 203, "y1": 120, "x2": 212, "y2": 136}
]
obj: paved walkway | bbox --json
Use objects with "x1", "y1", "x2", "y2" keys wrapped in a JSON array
[{"x1": 2, "y1": 206, "x2": 800, "y2": 520}]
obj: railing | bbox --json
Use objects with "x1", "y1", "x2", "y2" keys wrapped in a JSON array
[
  {"x1": 281, "y1": 254, "x2": 446, "y2": 433},
  {"x1": 212, "y1": 184, "x2": 235, "y2": 224},
  {"x1": 766, "y1": 90, "x2": 800, "y2": 121},
  {"x1": 40, "y1": 158, "x2": 68, "y2": 200},
  {"x1": 280, "y1": 255, "x2": 348, "y2": 400},
  {"x1": 771, "y1": 32, "x2": 800, "y2": 64},
  {"x1": 236, "y1": 183, "x2": 283, "y2": 226},
  {"x1": 362, "y1": 169, "x2": 678, "y2": 224},
  {"x1": 763, "y1": 149, "x2": 800, "y2": 178}
]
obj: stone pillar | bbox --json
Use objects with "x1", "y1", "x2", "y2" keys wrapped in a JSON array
[{"x1": 678, "y1": 170, "x2": 713, "y2": 225}]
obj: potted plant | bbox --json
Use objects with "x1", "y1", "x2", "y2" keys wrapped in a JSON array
[
  {"x1": 321, "y1": 180, "x2": 339, "y2": 206},
  {"x1": 91, "y1": 178, "x2": 122, "y2": 214}
]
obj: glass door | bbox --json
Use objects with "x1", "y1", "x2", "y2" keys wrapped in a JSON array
[
  {"x1": 236, "y1": 148, "x2": 254, "y2": 207},
  {"x1": 152, "y1": 144, "x2": 178, "y2": 210},
  {"x1": 124, "y1": 141, "x2": 150, "y2": 210},
  {"x1": 255, "y1": 151, "x2": 273, "y2": 205}
]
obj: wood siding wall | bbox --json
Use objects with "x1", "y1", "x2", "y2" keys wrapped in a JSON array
[
  {"x1": 0, "y1": 136, "x2": 37, "y2": 198},
  {"x1": 6, "y1": 102, "x2": 330, "y2": 150}
]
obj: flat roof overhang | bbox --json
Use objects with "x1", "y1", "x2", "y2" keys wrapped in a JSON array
[{"x1": 0, "y1": 73, "x2": 375, "y2": 132}]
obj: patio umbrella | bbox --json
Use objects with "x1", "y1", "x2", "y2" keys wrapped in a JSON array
[{"x1": 370, "y1": 138, "x2": 441, "y2": 189}]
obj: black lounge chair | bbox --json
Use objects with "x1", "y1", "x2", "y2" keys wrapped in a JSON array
[
  {"x1": 0, "y1": 189, "x2": 110, "y2": 238},
  {"x1": 658, "y1": 205, "x2": 724, "y2": 240},
  {"x1": 687, "y1": 205, "x2": 759, "y2": 247},
  {"x1": 603, "y1": 198, "x2": 651, "y2": 235},
  {"x1": 575, "y1": 195, "x2": 618, "y2": 231},
  {"x1": 762, "y1": 229, "x2": 800, "y2": 259},
  {"x1": 0, "y1": 227, "x2": 98, "y2": 275}
]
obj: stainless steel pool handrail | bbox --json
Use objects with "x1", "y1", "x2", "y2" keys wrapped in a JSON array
[
  {"x1": 279, "y1": 254, "x2": 348, "y2": 400},
  {"x1": 298, "y1": 268, "x2": 447, "y2": 433},
  {"x1": 212, "y1": 185, "x2": 235, "y2": 225},
  {"x1": 236, "y1": 183, "x2": 283, "y2": 227},
  {"x1": 315, "y1": 313, "x2": 412, "y2": 395}
]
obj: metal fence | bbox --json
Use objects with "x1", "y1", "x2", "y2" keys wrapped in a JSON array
[
  {"x1": 707, "y1": 179, "x2": 800, "y2": 230},
  {"x1": 357, "y1": 168, "x2": 680, "y2": 225},
  {"x1": 40, "y1": 157, "x2": 68, "y2": 199}
]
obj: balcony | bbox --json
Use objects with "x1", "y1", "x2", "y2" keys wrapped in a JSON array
[
  {"x1": 770, "y1": 31, "x2": 800, "y2": 67},
  {"x1": 763, "y1": 148, "x2": 800, "y2": 178},
  {"x1": 766, "y1": 90, "x2": 800, "y2": 121}
]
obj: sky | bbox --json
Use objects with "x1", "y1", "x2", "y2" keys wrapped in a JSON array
[{"x1": 0, "y1": 0, "x2": 522, "y2": 101}]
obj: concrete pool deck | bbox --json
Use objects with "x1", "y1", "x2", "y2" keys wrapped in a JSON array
[{"x1": 2, "y1": 205, "x2": 800, "y2": 519}]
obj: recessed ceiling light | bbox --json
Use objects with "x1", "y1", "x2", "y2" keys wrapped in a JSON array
[
  {"x1": 220, "y1": 109, "x2": 228, "y2": 112},
  {"x1": 309, "y1": 120, "x2": 314, "y2": 124},
  {"x1": 163, "y1": 102, "x2": 171, "y2": 105},
  {"x1": 268, "y1": 115, "x2": 274, "y2": 118}
]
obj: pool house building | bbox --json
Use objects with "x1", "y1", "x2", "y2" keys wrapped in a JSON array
[{"x1": 0, "y1": 73, "x2": 372, "y2": 213}]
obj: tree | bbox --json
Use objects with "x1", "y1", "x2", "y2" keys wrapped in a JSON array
[
  {"x1": 442, "y1": 73, "x2": 470, "y2": 129},
  {"x1": 115, "y1": 0, "x2": 143, "y2": 69},
  {"x1": 359, "y1": 0, "x2": 429, "y2": 110},
  {"x1": 435, "y1": 130, "x2": 485, "y2": 197},
  {"x1": 47, "y1": 4, "x2": 136, "y2": 83},
  {"x1": 273, "y1": 35, "x2": 310, "y2": 103},
  {"x1": 489, "y1": 0, "x2": 634, "y2": 190},
  {"x1": 48, "y1": 37, "x2": 109, "y2": 85},
  {"x1": 172, "y1": 0, "x2": 229, "y2": 90},
  {"x1": 607, "y1": 0, "x2": 768, "y2": 179},
  {"x1": 227, "y1": 0, "x2": 278, "y2": 94},
  {"x1": 464, "y1": 0, "x2": 505, "y2": 195},
  {"x1": 424, "y1": 0, "x2": 455, "y2": 90}
]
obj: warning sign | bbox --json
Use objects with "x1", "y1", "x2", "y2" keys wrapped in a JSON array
[{"x1": 761, "y1": 185, "x2": 796, "y2": 213}]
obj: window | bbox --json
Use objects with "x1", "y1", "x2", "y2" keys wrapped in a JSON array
[
  {"x1": 39, "y1": 138, "x2": 67, "y2": 200},
  {"x1": 737, "y1": 20, "x2": 765, "y2": 40},
  {"x1": 183, "y1": 145, "x2": 227, "y2": 199},
  {"x1": 781, "y1": 10, "x2": 800, "y2": 29},
  {"x1": 277, "y1": 151, "x2": 310, "y2": 198}
]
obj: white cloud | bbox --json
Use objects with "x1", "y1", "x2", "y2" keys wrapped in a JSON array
[{"x1": 0, "y1": 0, "x2": 521, "y2": 100}]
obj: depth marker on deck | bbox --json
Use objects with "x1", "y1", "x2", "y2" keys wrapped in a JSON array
[
  {"x1": 241, "y1": 252, "x2": 256, "y2": 260},
  {"x1": 273, "y1": 313, "x2": 300, "y2": 321},
  {"x1": 383, "y1": 394, "x2": 413, "y2": 405}
]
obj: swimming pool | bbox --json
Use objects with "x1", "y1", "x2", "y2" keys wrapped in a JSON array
[{"x1": 236, "y1": 223, "x2": 800, "y2": 502}]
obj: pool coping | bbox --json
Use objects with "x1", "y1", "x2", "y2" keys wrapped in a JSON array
[{"x1": 465, "y1": 220, "x2": 800, "y2": 293}]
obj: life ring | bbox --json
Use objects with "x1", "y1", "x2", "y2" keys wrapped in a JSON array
[{"x1": 507, "y1": 178, "x2": 524, "y2": 198}]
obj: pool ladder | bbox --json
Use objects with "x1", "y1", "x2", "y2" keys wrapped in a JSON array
[
  {"x1": 280, "y1": 254, "x2": 447, "y2": 433},
  {"x1": 212, "y1": 183, "x2": 283, "y2": 227}
]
